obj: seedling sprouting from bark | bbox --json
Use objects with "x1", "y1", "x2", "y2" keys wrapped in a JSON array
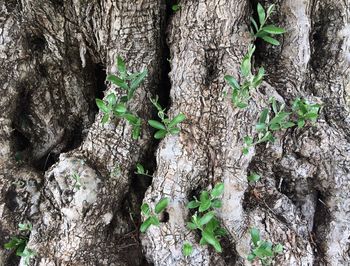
[
  {"x1": 140, "y1": 198, "x2": 169, "y2": 233},
  {"x1": 96, "y1": 56, "x2": 146, "y2": 139},
  {"x1": 248, "y1": 228, "x2": 283, "y2": 265},
  {"x1": 148, "y1": 96, "x2": 186, "y2": 139},
  {"x1": 224, "y1": 3, "x2": 286, "y2": 109},
  {"x1": 182, "y1": 242, "x2": 193, "y2": 257},
  {"x1": 247, "y1": 172, "x2": 261, "y2": 183},
  {"x1": 172, "y1": 4, "x2": 181, "y2": 11},
  {"x1": 242, "y1": 97, "x2": 321, "y2": 155},
  {"x1": 251, "y1": 4, "x2": 286, "y2": 45},
  {"x1": 184, "y1": 183, "x2": 227, "y2": 254},
  {"x1": 70, "y1": 172, "x2": 82, "y2": 190},
  {"x1": 224, "y1": 45, "x2": 265, "y2": 108},
  {"x1": 4, "y1": 223, "x2": 36, "y2": 265},
  {"x1": 135, "y1": 163, "x2": 153, "y2": 178},
  {"x1": 292, "y1": 98, "x2": 321, "y2": 128},
  {"x1": 242, "y1": 98, "x2": 295, "y2": 155}
]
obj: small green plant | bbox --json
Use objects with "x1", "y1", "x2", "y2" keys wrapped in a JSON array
[
  {"x1": 4, "y1": 223, "x2": 36, "y2": 265},
  {"x1": 224, "y1": 3, "x2": 286, "y2": 109},
  {"x1": 148, "y1": 96, "x2": 186, "y2": 139},
  {"x1": 106, "y1": 56, "x2": 148, "y2": 102},
  {"x1": 292, "y1": 98, "x2": 321, "y2": 128},
  {"x1": 224, "y1": 45, "x2": 265, "y2": 109},
  {"x1": 242, "y1": 98, "x2": 295, "y2": 154},
  {"x1": 185, "y1": 183, "x2": 226, "y2": 253},
  {"x1": 96, "y1": 56, "x2": 146, "y2": 139},
  {"x1": 250, "y1": 4, "x2": 286, "y2": 45},
  {"x1": 248, "y1": 228, "x2": 283, "y2": 265},
  {"x1": 70, "y1": 172, "x2": 82, "y2": 190},
  {"x1": 172, "y1": 4, "x2": 181, "y2": 11},
  {"x1": 140, "y1": 198, "x2": 169, "y2": 233},
  {"x1": 182, "y1": 242, "x2": 193, "y2": 257},
  {"x1": 247, "y1": 172, "x2": 261, "y2": 183},
  {"x1": 135, "y1": 163, "x2": 153, "y2": 178}
]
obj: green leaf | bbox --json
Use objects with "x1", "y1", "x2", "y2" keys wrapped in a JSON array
[
  {"x1": 224, "y1": 75, "x2": 240, "y2": 90},
  {"x1": 155, "y1": 198, "x2": 169, "y2": 214},
  {"x1": 244, "y1": 136, "x2": 253, "y2": 145},
  {"x1": 266, "y1": 4, "x2": 275, "y2": 16},
  {"x1": 202, "y1": 230, "x2": 222, "y2": 252},
  {"x1": 242, "y1": 147, "x2": 249, "y2": 155},
  {"x1": 101, "y1": 114, "x2": 109, "y2": 124},
  {"x1": 114, "y1": 103, "x2": 127, "y2": 114},
  {"x1": 248, "y1": 173, "x2": 261, "y2": 182},
  {"x1": 250, "y1": 228, "x2": 260, "y2": 246},
  {"x1": 183, "y1": 242, "x2": 193, "y2": 257},
  {"x1": 273, "y1": 243, "x2": 284, "y2": 253},
  {"x1": 154, "y1": 129, "x2": 167, "y2": 139},
  {"x1": 106, "y1": 75, "x2": 128, "y2": 90},
  {"x1": 187, "y1": 222, "x2": 197, "y2": 230},
  {"x1": 241, "y1": 57, "x2": 251, "y2": 77},
  {"x1": 150, "y1": 215, "x2": 160, "y2": 226},
  {"x1": 211, "y1": 183, "x2": 224, "y2": 197},
  {"x1": 132, "y1": 124, "x2": 141, "y2": 140},
  {"x1": 117, "y1": 56, "x2": 126, "y2": 75},
  {"x1": 169, "y1": 127, "x2": 181, "y2": 135},
  {"x1": 106, "y1": 93, "x2": 116, "y2": 106},
  {"x1": 130, "y1": 70, "x2": 148, "y2": 91},
  {"x1": 282, "y1": 121, "x2": 295, "y2": 129},
  {"x1": 297, "y1": 119, "x2": 305, "y2": 128},
  {"x1": 199, "y1": 201, "x2": 211, "y2": 212},
  {"x1": 250, "y1": 17, "x2": 259, "y2": 33},
  {"x1": 199, "y1": 211, "x2": 215, "y2": 226},
  {"x1": 187, "y1": 200, "x2": 200, "y2": 209},
  {"x1": 18, "y1": 223, "x2": 32, "y2": 232},
  {"x1": 172, "y1": 4, "x2": 181, "y2": 11},
  {"x1": 257, "y1": 3, "x2": 266, "y2": 26},
  {"x1": 256, "y1": 123, "x2": 266, "y2": 132},
  {"x1": 262, "y1": 36, "x2": 280, "y2": 46},
  {"x1": 253, "y1": 245, "x2": 273, "y2": 257},
  {"x1": 168, "y1": 113, "x2": 186, "y2": 128},
  {"x1": 259, "y1": 109, "x2": 269, "y2": 124},
  {"x1": 236, "y1": 102, "x2": 248, "y2": 109},
  {"x1": 148, "y1": 120, "x2": 166, "y2": 130},
  {"x1": 199, "y1": 191, "x2": 211, "y2": 212},
  {"x1": 211, "y1": 199, "x2": 223, "y2": 208},
  {"x1": 305, "y1": 112, "x2": 318, "y2": 119},
  {"x1": 123, "y1": 113, "x2": 139, "y2": 124},
  {"x1": 96, "y1": 99, "x2": 109, "y2": 113},
  {"x1": 199, "y1": 237, "x2": 208, "y2": 245},
  {"x1": 262, "y1": 25, "x2": 286, "y2": 35},
  {"x1": 141, "y1": 203, "x2": 150, "y2": 216},
  {"x1": 247, "y1": 253, "x2": 256, "y2": 261},
  {"x1": 140, "y1": 217, "x2": 152, "y2": 233}
]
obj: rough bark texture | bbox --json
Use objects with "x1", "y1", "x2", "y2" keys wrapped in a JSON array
[{"x1": 0, "y1": 0, "x2": 349, "y2": 265}]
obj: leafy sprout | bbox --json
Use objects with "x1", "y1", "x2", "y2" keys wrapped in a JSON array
[
  {"x1": 96, "y1": 56, "x2": 146, "y2": 139},
  {"x1": 242, "y1": 97, "x2": 295, "y2": 154},
  {"x1": 292, "y1": 98, "x2": 321, "y2": 128},
  {"x1": 4, "y1": 223, "x2": 36, "y2": 265},
  {"x1": 185, "y1": 183, "x2": 226, "y2": 253},
  {"x1": 248, "y1": 228, "x2": 283, "y2": 265},
  {"x1": 247, "y1": 172, "x2": 261, "y2": 183},
  {"x1": 251, "y1": 4, "x2": 286, "y2": 45},
  {"x1": 224, "y1": 45, "x2": 265, "y2": 109},
  {"x1": 140, "y1": 198, "x2": 169, "y2": 233},
  {"x1": 70, "y1": 172, "x2": 82, "y2": 190},
  {"x1": 135, "y1": 163, "x2": 153, "y2": 178},
  {"x1": 148, "y1": 96, "x2": 186, "y2": 139}
]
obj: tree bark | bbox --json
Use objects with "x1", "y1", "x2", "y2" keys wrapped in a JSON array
[{"x1": 0, "y1": 0, "x2": 349, "y2": 265}]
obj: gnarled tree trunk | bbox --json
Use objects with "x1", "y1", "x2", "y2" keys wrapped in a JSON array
[{"x1": 0, "y1": 0, "x2": 349, "y2": 265}]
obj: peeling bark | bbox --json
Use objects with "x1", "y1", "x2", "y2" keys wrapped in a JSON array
[{"x1": 0, "y1": 0, "x2": 349, "y2": 265}]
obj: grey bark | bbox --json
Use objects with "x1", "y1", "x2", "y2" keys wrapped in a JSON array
[{"x1": 0, "y1": 0, "x2": 349, "y2": 265}]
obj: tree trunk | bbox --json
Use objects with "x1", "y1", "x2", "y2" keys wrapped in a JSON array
[{"x1": 0, "y1": 0, "x2": 349, "y2": 265}]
